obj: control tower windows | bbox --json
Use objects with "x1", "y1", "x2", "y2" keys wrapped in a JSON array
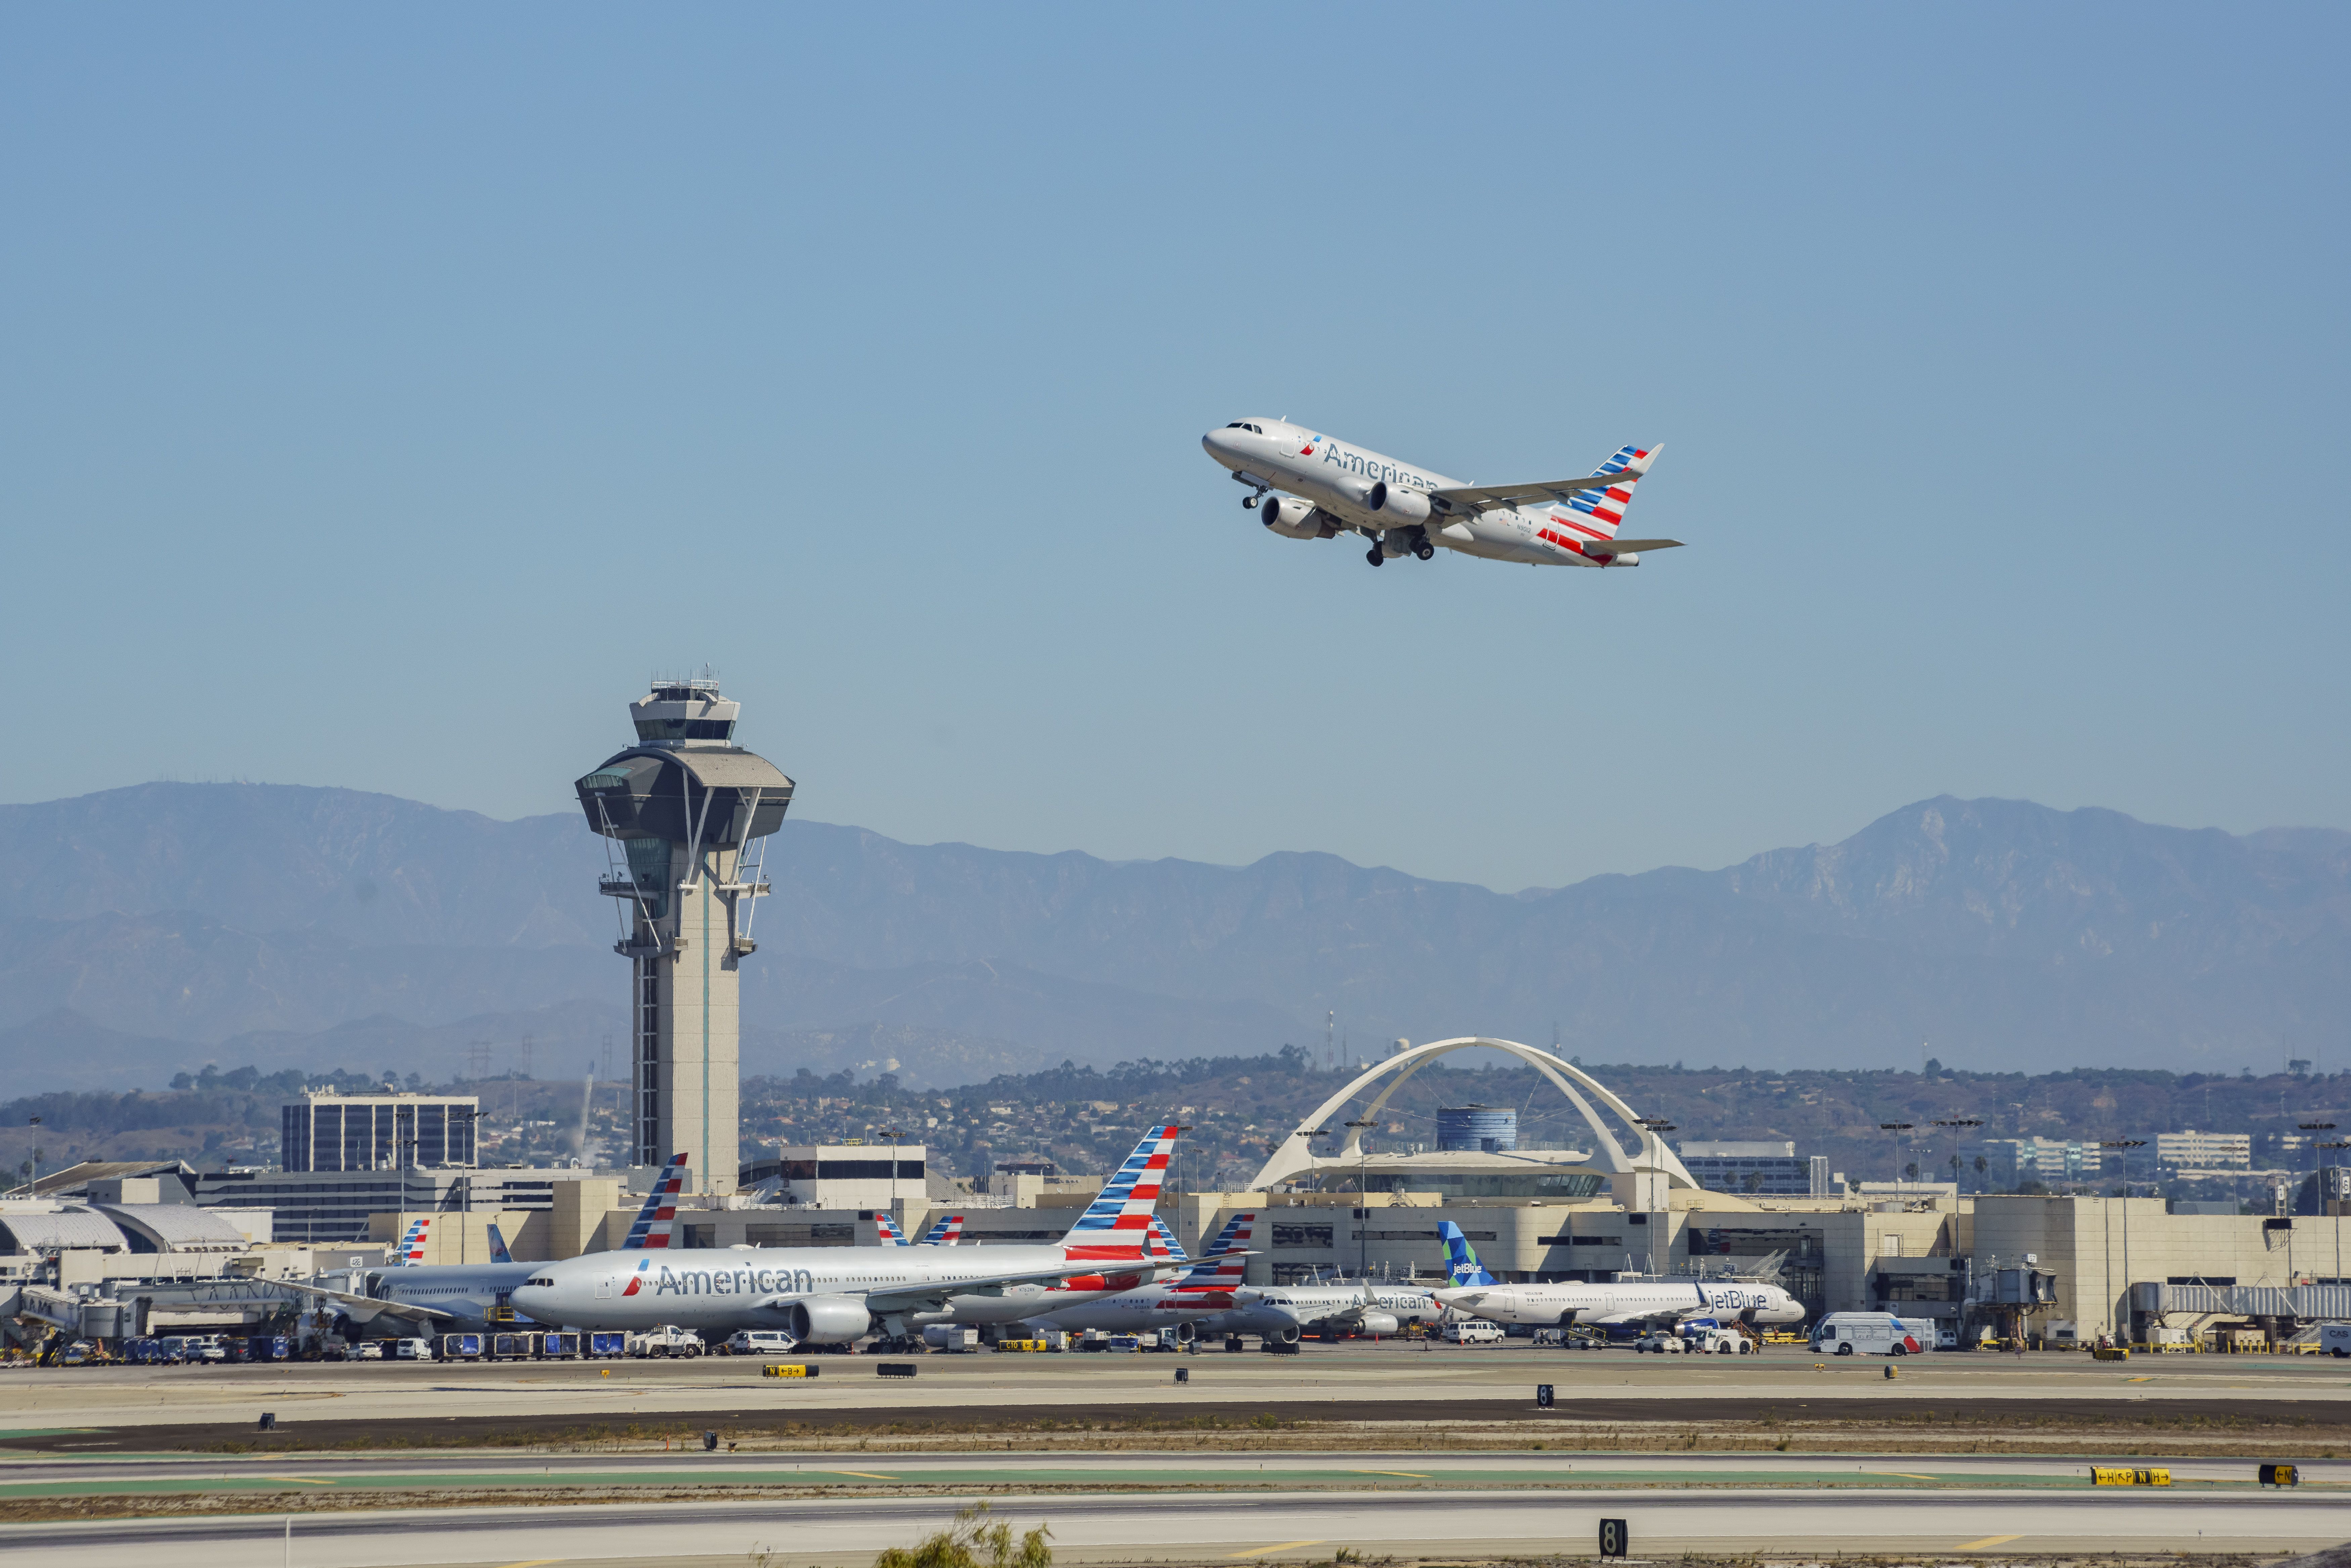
[{"x1": 633, "y1": 717, "x2": 736, "y2": 743}]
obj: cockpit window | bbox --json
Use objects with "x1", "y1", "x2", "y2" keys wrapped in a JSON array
[{"x1": 1223, "y1": 422, "x2": 1265, "y2": 434}]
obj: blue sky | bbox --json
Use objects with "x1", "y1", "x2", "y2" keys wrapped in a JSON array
[{"x1": 3, "y1": 6, "x2": 2345, "y2": 893}]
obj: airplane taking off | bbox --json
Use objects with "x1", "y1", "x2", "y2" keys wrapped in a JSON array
[{"x1": 1200, "y1": 418, "x2": 1681, "y2": 569}]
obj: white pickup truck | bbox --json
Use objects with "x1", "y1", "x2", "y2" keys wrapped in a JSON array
[{"x1": 629, "y1": 1325, "x2": 705, "y2": 1358}]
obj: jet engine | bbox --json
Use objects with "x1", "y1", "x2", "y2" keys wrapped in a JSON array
[
  {"x1": 1267, "y1": 1322, "x2": 1301, "y2": 1346},
  {"x1": 1366, "y1": 481, "x2": 1431, "y2": 525},
  {"x1": 1262, "y1": 498, "x2": 1337, "y2": 540},
  {"x1": 784, "y1": 1295, "x2": 872, "y2": 1344},
  {"x1": 1356, "y1": 1312, "x2": 1400, "y2": 1337}
]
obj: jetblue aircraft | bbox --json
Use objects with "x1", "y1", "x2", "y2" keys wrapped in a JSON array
[
  {"x1": 1201, "y1": 418, "x2": 1681, "y2": 569},
  {"x1": 1431, "y1": 1223, "x2": 1803, "y2": 1329},
  {"x1": 513, "y1": 1126, "x2": 1194, "y2": 1350}
]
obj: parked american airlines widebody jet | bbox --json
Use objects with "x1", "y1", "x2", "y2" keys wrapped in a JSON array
[
  {"x1": 1200, "y1": 418, "x2": 1681, "y2": 569},
  {"x1": 512, "y1": 1127, "x2": 1190, "y2": 1351}
]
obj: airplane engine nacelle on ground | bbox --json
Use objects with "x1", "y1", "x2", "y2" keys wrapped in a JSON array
[
  {"x1": 1357, "y1": 1312, "x2": 1400, "y2": 1336},
  {"x1": 1367, "y1": 481, "x2": 1431, "y2": 525},
  {"x1": 1262, "y1": 498, "x2": 1337, "y2": 540},
  {"x1": 784, "y1": 1296, "x2": 872, "y2": 1344},
  {"x1": 1267, "y1": 1323, "x2": 1301, "y2": 1346}
]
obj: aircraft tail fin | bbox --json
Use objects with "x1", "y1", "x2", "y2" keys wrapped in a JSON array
[
  {"x1": 1176, "y1": 1212, "x2": 1255, "y2": 1287},
  {"x1": 1558, "y1": 443, "x2": 1660, "y2": 540},
  {"x1": 621, "y1": 1153, "x2": 690, "y2": 1250},
  {"x1": 1148, "y1": 1215, "x2": 1189, "y2": 1264},
  {"x1": 485, "y1": 1222, "x2": 513, "y2": 1265},
  {"x1": 1438, "y1": 1220, "x2": 1497, "y2": 1287},
  {"x1": 1059, "y1": 1124, "x2": 1181, "y2": 1259},
  {"x1": 919, "y1": 1213, "x2": 963, "y2": 1245},
  {"x1": 389, "y1": 1216, "x2": 432, "y2": 1268},
  {"x1": 873, "y1": 1212, "x2": 907, "y2": 1246}
]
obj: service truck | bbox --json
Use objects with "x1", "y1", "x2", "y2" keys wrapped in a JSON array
[{"x1": 1809, "y1": 1311, "x2": 1936, "y2": 1356}]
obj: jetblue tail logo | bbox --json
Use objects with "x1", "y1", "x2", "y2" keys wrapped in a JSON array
[{"x1": 1439, "y1": 1220, "x2": 1497, "y2": 1287}]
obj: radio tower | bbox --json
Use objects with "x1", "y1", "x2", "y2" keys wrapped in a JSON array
[{"x1": 576, "y1": 674, "x2": 794, "y2": 1194}]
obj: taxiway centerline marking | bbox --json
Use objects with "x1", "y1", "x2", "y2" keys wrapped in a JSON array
[{"x1": 1233, "y1": 1543, "x2": 1325, "y2": 1559}]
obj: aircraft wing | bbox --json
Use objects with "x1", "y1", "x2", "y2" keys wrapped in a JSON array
[
  {"x1": 803, "y1": 1257, "x2": 1164, "y2": 1316},
  {"x1": 1431, "y1": 476, "x2": 1625, "y2": 514},
  {"x1": 277, "y1": 1281, "x2": 459, "y2": 1326}
]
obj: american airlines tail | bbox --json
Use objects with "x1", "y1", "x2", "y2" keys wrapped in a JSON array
[
  {"x1": 1438, "y1": 1220, "x2": 1497, "y2": 1287},
  {"x1": 1562, "y1": 444, "x2": 1659, "y2": 540},
  {"x1": 1148, "y1": 1215, "x2": 1189, "y2": 1264},
  {"x1": 1059, "y1": 1125, "x2": 1179, "y2": 1260},
  {"x1": 621, "y1": 1153, "x2": 690, "y2": 1250},
  {"x1": 388, "y1": 1216, "x2": 431, "y2": 1267},
  {"x1": 919, "y1": 1214, "x2": 963, "y2": 1245},
  {"x1": 874, "y1": 1212, "x2": 908, "y2": 1246},
  {"x1": 1174, "y1": 1212, "x2": 1254, "y2": 1289}
]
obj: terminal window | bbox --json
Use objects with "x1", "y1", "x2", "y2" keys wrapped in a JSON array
[{"x1": 1271, "y1": 1224, "x2": 1334, "y2": 1249}]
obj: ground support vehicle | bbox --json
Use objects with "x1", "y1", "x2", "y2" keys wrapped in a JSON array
[
  {"x1": 439, "y1": 1333, "x2": 485, "y2": 1361},
  {"x1": 1441, "y1": 1321, "x2": 1507, "y2": 1345},
  {"x1": 629, "y1": 1325, "x2": 703, "y2": 1358},
  {"x1": 392, "y1": 1337, "x2": 435, "y2": 1361},
  {"x1": 726, "y1": 1331, "x2": 799, "y2": 1357},
  {"x1": 1632, "y1": 1331, "x2": 1686, "y2": 1354},
  {"x1": 1810, "y1": 1312, "x2": 1936, "y2": 1356},
  {"x1": 587, "y1": 1332, "x2": 628, "y2": 1358},
  {"x1": 2322, "y1": 1323, "x2": 2350, "y2": 1358}
]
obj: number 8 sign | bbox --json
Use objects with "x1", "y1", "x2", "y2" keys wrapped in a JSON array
[{"x1": 1599, "y1": 1519, "x2": 1629, "y2": 1558}]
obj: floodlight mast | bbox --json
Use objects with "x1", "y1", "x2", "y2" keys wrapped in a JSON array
[{"x1": 575, "y1": 678, "x2": 794, "y2": 1196}]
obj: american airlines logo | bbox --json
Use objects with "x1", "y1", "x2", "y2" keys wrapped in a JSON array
[
  {"x1": 638, "y1": 1263, "x2": 824, "y2": 1297},
  {"x1": 1315, "y1": 442, "x2": 1433, "y2": 493}
]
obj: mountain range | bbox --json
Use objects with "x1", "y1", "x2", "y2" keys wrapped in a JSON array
[{"x1": 1, "y1": 782, "x2": 2346, "y2": 1092}]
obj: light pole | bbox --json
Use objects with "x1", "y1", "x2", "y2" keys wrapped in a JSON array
[
  {"x1": 1344, "y1": 1120, "x2": 1376, "y2": 1278},
  {"x1": 25, "y1": 1116, "x2": 40, "y2": 1194},
  {"x1": 1636, "y1": 1117, "x2": 1676, "y2": 1273},
  {"x1": 1880, "y1": 1123, "x2": 1914, "y2": 1195},
  {"x1": 1933, "y1": 1118, "x2": 1983, "y2": 1195},
  {"x1": 2100, "y1": 1139, "x2": 2146, "y2": 1343},
  {"x1": 2319, "y1": 1139, "x2": 2350, "y2": 1287}
]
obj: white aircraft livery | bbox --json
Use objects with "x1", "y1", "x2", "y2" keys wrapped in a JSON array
[{"x1": 1200, "y1": 418, "x2": 1682, "y2": 569}]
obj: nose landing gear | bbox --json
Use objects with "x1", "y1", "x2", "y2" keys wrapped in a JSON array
[{"x1": 1366, "y1": 543, "x2": 1384, "y2": 566}]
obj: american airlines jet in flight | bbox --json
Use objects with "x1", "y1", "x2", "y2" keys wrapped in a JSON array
[{"x1": 1200, "y1": 418, "x2": 1681, "y2": 569}]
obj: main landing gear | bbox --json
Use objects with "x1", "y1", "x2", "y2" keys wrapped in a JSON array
[
  {"x1": 1414, "y1": 541, "x2": 1435, "y2": 561},
  {"x1": 1366, "y1": 543, "x2": 1384, "y2": 567}
]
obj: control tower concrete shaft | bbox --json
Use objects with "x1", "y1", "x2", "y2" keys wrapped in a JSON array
[{"x1": 576, "y1": 678, "x2": 792, "y2": 1194}]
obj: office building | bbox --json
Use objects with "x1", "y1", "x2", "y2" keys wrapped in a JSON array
[
  {"x1": 1677, "y1": 1140, "x2": 1818, "y2": 1195},
  {"x1": 280, "y1": 1091, "x2": 478, "y2": 1172},
  {"x1": 2157, "y1": 1129, "x2": 2252, "y2": 1170}
]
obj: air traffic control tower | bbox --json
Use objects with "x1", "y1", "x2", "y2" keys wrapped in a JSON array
[{"x1": 576, "y1": 677, "x2": 793, "y2": 1194}]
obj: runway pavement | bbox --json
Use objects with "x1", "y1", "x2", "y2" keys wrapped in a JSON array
[
  {"x1": 4, "y1": 1342, "x2": 2344, "y2": 1442},
  {"x1": 5, "y1": 1484, "x2": 2347, "y2": 1567}
]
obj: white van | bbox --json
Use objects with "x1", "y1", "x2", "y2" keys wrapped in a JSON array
[
  {"x1": 391, "y1": 1337, "x2": 435, "y2": 1361},
  {"x1": 724, "y1": 1331, "x2": 796, "y2": 1357},
  {"x1": 1809, "y1": 1312, "x2": 1935, "y2": 1356},
  {"x1": 2322, "y1": 1323, "x2": 2351, "y2": 1358},
  {"x1": 1440, "y1": 1320, "x2": 1507, "y2": 1345}
]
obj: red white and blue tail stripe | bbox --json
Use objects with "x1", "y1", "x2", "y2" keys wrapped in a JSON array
[
  {"x1": 920, "y1": 1213, "x2": 963, "y2": 1245},
  {"x1": 1059, "y1": 1124, "x2": 1180, "y2": 1260},
  {"x1": 1554, "y1": 444, "x2": 1654, "y2": 540},
  {"x1": 388, "y1": 1215, "x2": 432, "y2": 1267},
  {"x1": 1148, "y1": 1214, "x2": 1188, "y2": 1263},
  {"x1": 1175, "y1": 1212, "x2": 1254, "y2": 1289},
  {"x1": 874, "y1": 1211, "x2": 908, "y2": 1246},
  {"x1": 622, "y1": 1153, "x2": 689, "y2": 1250}
]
